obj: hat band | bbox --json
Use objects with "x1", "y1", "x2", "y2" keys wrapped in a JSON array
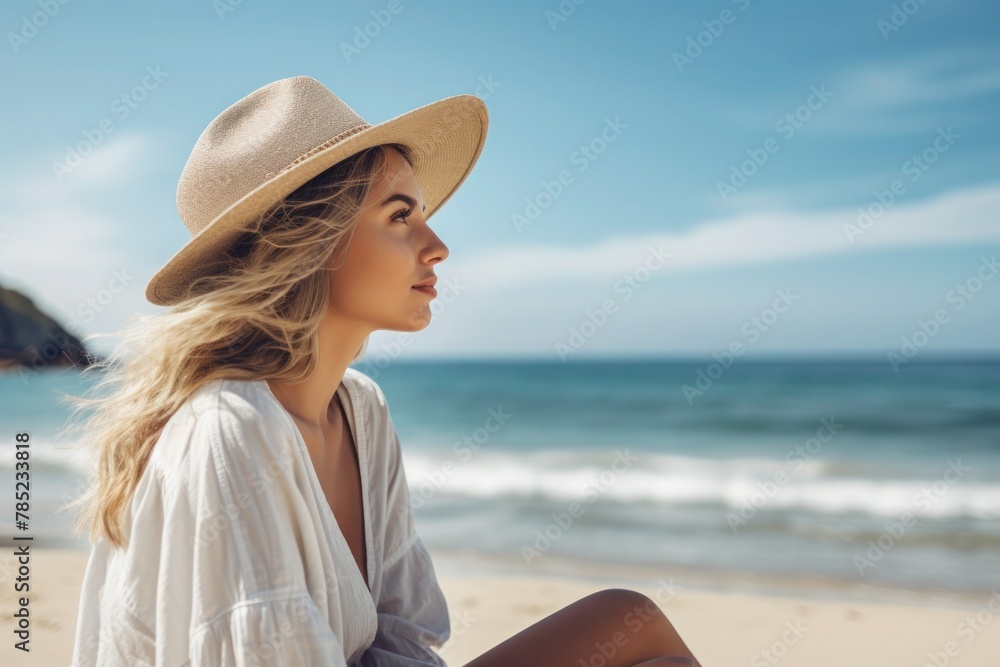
[{"x1": 264, "y1": 122, "x2": 375, "y2": 180}]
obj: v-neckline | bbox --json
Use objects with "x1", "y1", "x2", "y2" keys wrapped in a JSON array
[
  {"x1": 330, "y1": 381, "x2": 371, "y2": 594},
  {"x1": 259, "y1": 377, "x2": 377, "y2": 604}
]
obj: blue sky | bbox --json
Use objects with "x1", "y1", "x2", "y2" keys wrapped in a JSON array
[{"x1": 1, "y1": 0, "x2": 998, "y2": 360}]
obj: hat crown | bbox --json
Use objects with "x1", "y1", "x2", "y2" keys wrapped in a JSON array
[
  {"x1": 176, "y1": 76, "x2": 372, "y2": 237},
  {"x1": 146, "y1": 76, "x2": 488, "y2": 307}
]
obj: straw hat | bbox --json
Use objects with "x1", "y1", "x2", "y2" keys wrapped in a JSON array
[{"x1": 145, "y1": 75, "x2": 489, "y2": 306}]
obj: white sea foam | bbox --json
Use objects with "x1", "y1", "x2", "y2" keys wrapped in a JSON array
[
  {"x1": 402, "y1": 449, "x2": 1000, "y2": 520},
  {"x1": 0, "y1": 437, "x2": 94, "y2": 477}
]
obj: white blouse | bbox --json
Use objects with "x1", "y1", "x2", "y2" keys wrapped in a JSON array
[{"x1": 71, "y1": 367, "x2": 451, "y2": 666}]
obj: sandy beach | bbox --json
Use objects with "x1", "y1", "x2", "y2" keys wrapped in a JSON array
[{"x1": 1, "y1": 546, "x2": 998, "y2": 666}]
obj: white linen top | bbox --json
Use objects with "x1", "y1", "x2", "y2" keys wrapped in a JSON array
[{"x1": 71, "y1": 367, "x2": 451, "y2": 666}]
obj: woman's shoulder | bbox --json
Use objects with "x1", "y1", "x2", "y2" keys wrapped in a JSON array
[
  {"x1": 171, "y1": 377, "x2": 293, "y2": 435},
  {"x1": 165, "y1": 370, "x2": 385, "y2": 434},
  {"x1": 342, "y1": 368, "x2": 406, "y2": 477},
  {"x1": 149, "y1": 377, "x2": 297, "y2": 477},
  {"x1": 149, "y1": 370, "x2": 391, "y2": 472},
  {"x1": 343, "y1": 366, "x2": 390, "y2": 416}
]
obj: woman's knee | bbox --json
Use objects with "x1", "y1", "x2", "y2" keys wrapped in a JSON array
[
  {"x1": 584, "y1": 588, "x2": 692, "y2": 658},
  {"x1": 460, "y1": 587, "x2": 694, "y2": 667},
  {"x1": 584, "y1": 588, "x2": 670, "y2": 625},
  {"x1": 580, "y1": 590, "x2": 668, "y2": 638}
]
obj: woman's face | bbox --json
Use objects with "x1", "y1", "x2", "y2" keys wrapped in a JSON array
[{"x1": 328, "y1": 147, "x2": 449, "y2": 333}]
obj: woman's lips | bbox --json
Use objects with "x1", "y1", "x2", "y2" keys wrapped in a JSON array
[{"x1": 412, "y1": 285, "x2": 437, "y2": 297}]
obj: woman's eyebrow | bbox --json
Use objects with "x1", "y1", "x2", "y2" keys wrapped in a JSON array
[{"x1": 380, "y1": 193, "x2": 426, "y2": 212}]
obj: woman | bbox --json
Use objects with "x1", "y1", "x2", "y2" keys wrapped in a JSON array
[{"x1": 64, "y1": 76, "x2": 701, "y2": 666}]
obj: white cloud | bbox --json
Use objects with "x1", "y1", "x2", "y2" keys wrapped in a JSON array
[
  {"x1": 836, "y1": 47, "x2": 1000, "y2": 110},
  {"x1": 442, "y1": 181, "x2": 1000, "y2": 290},
  {"x1": 719, "y1": 47, "x2": 1000, "y2": 135},
  {"x1": 0, "y1": 132, "x2": 155, "y2": 335},
  {"x1": 23, "y1": 131, "x2": 152, "y2": 200},
  {"x1": 0, "y1": 130, "x2": 154, "y2": 261},
  {"x1": 695, "y1": 168, "x2": 910, "y2": 213},
  {"x1": 818, "y1": 47, "x2": 1000, "y2": 134}
]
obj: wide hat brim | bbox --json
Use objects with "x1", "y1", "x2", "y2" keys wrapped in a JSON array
[{"x1": 145, "y1": 93, "x2": 488, "y2": 306}]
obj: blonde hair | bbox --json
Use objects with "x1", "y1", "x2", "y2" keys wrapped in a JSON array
[{"x1": 59, "y1": 142, "x2": 414, "y2": 550}]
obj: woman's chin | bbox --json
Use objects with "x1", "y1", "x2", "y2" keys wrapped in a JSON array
[{"x1": 394, "y1": 310, "x2": 432, "y2": 332}]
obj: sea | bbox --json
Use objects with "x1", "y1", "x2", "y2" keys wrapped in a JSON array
[{"x1": 2, "y1": 358, "x2": 998, "y2": 604}]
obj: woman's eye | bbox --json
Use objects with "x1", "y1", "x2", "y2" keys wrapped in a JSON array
[{"x1": 392, "y1": 208, "x2": 412, "y2": 224}]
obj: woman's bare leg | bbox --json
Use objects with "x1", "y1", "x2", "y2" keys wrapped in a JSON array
[{"x1": 460, "y1": 588, "x2": 701, "y2": 667}]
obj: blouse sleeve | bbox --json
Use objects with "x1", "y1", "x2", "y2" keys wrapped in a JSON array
[
  {"x1": 360, "y1": 380, "x2": 451, "y2": 666},
  {"x1": 361, "y1": 535, "x2": 451, "y2": 666},
  {"x1": 190, "y1": 592, "x2": 349, "y2": 666}
]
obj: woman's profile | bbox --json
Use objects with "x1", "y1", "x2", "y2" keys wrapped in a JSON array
[{"x1": 62, "y1": 76, "x2": 701, "y2": 666}]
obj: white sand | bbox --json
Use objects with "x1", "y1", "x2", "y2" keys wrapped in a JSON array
[{"x1": 1, "y1": 547, "x2": 998, "y2": 666}]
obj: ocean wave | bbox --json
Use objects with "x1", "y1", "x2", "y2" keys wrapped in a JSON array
[
  {"x1": 402, "y1": 449, "x2": 1000, "y2": 521},
  {"x1": 0, "y1": 439, "x2": 94, "y2": 477}
]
